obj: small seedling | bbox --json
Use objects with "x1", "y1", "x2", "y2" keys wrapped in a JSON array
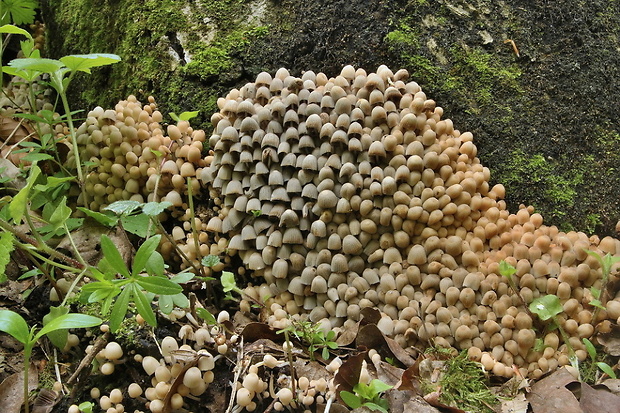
[
  {"x1": 169, "y1": 111, "x2": 199, "y2": 122},
  {"x1": 581, "y1": 338, "x2": 617, "y2": 382},
  {"x1": 529, "y1": 294, "x2": 578, "y2": 371},
  {"x1": 278, "y1": 319, "x2": 338, "y2": 360},
  {"x1": 499, "y1": 260, "x2": 529, "y2": 308},
  {"x1": 340, "y1": 379, "x2": 393, "y2": 413},
  {"x1": 0, "y1": 310, "x2": 101, "y2": 413},
  {"x1": 584, "y1": 250, "x2": 620, "y2": 320}
]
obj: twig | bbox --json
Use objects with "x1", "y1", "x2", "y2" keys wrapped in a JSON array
[
  {"x1": 67, "y1": 331, "x2": 109, "y2": 386},
  {"x1": 224, "y1": 336, "x2": 244, "y2": 413}
]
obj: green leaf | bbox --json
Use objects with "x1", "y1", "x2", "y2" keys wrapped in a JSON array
[
  {"x1": 77, "y1": 207, "x2": 119, "y2": 227},
  {"x1": 171, "y1": 292, "x2": 189, "y2": 308},
  {"x1": 582, "y1": 338, "x2": 597, "y2": 362},
  {"x1": 78, "y1": 401, "x2": 94, "y2": 413},
  {"x1": 196, "y1": 307, "x2": 217, "y2": 325},
  {"x1": 9, "y1": 163, "x2": 40, "y2": 224},
  {"x1": 142, "y1": 201, "x2": 172, "y2": 216},
  {"x1": 362, "y1": 402, "x2": 389, "y2": 413},
  {"x1": 596, "y1": 362, "x2": 617, "y2": 379},
  {"x1": 131, "y1": 284, "x2": 156, "y2": 327},
  {"x1": 2, "y1": 65, "x2": 40, "y2": 82},
  {"x1": 104, "y1": 200, "x2": 142, "y2": 216},
  {"x1": 221, "y1": 271, "x2": 238, "y2": 293},
  {"x1": 0, "y1": 231, "x2": 15, "y2": 283},
  {"x1": 87, "y1": 285, "x2": 120, "y2": 305},
  {"x1": 109, "y1": 286, "x2": 132, "y2": 332},
  {"x1": 158, "y1": 294, "x2": 174, "y2": 314},
  {"x1": 170, "y1": 111, "x2": 199, "y2": 122},
  {"x1": 340, "y1": 391, "x2": 362, "y2": 409},
  {"x1": 48, "y1": 196, "x2": 72, "y2": 231},
  {"x1": 8, "y1": 57, "x2": 64, "y2": 74},
  {"x1": 100, "y1": 234, "x2": 130, "y2": 278},
  {"x1": 42, "y1": 305, "x2": 70, "y2": 349},
  {"x1": 202, "y1": 255, "x2": 221, "y2": 267},
  {"x1": 0, "y1": 1, "x2": 38, "y2": 25},
  {"x1": 367, "y1": 379, "x2": 393, "y2": 395},
  {"x1": 529, "y1": 294, "x2": 562, "y2": 321},
  {"x1": 59, "y1": 54, "x2": 121, "y2": 73},
  {"x1": 22, "y1": 152, "x2": 54, "y2": 163},
  {"x1": 0, "y1": 24, "x2": 33, "y2": 39},
  {"x1": 499, "y1": 260, "x2": 516, "y2": 278},
  {"x1": 132, "y1": 235, "x2": 161, "y2": 277},
  {"x1": 121, "y1": 213, "x2": 155, "y2": 237},
  {"x1": 170, "y1": 271, "x2": 195, "y2": 284},
  {"x1": 35, "y1": 313, "x2": 101, "y2": 342},
  {"x1": 144, "y1": 251, "x2": 165, "y2": 277},
  {"x1": 0, "y1": 309, "x2": 30, "y2": 344},
  {"x1": 135, "y1": 275, "x2": 182, "y2": 295}
]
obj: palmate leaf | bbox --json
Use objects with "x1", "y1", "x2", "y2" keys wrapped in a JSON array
[
  {"x1": 142, "y1": 201, "x2": 172, "y2": 217},
  {"x1": 0, "y1": 0, "x2": 38, "y2": 25},
  {"x1": 59, "y1": 54, "x2": 121, "y2": 74},
  {"x1": 0, "y1": 231, "x2": 15, "y2": 283},
  {"x1": 8, "y1": 57, "x2": 64, "y2": 74},
  {"x1": 529, "y1": 294, "x2": 562, "y2": 321}
]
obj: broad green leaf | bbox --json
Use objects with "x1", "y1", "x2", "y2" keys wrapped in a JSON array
[
  {"x1": 142, "y1": 201, "x2": 172, "y2": 217},
  {"x1": 367, "y1": 379, "x2": 393, "y2": 395},
  {"x1": 59, "y1": 54, "x2": 121, "y2": 74},
  {"x1": 104, "y1": 200, "x2": 142, "y2": 216},
  {"x1": 9, "y1": 163, "x2": 40, "y2": 224},
  {"x1": 159, "y1": 294, "x2": 174, "y2": 314},
  {"x1": 42, "y1": 305, "x2": 70, "y2": 349},
  {"x1": 8, "y1": 57, "x2": 64, "y2": 74},
  {"x1": 145, "y1": 251, "x2": 165, "y2": 277},
  {"x1": 170, "y1": 111, "x2": 199, "y2": 122},
  {"x1": 221, "y1": 271, "x2": 238, "y2": 293},
  {"x1": 0, "y1": 1, "x2": 38, "y2": 25},
  {"x1": 363, "y1": 402, "x2": 389, "y2": 413},
  {"x1": 597, "y1": 362, "x2": 617, "y2": 379},
  {"x1": 171, "y1": 292, "x2": 189, "y2": 309},
  {"x1": 530, "y1": 294, "x2": 562, "y2": 321},
  {"x1": 196, "y1": 307, "x2": 217, "y2": 325},
  {"x1": 170, "y1": 271, "x2": 195, "y2": 284},
  {"x1": 48, "y1": 197, "x2": 71, "y2": 231},
  {"x1": 202, "y1": 255, "x2": 220, "y2": 267},
  {"x1": 0, "y1": 24, "x2": 33, "y2": 39},
  {"x1": 121, "y1": 213, "x2": 155, "y2": 237},
  {"x1": 2, "y1": 65, "x2": 40, "y2": 82},
  {"x1": 0, "y1": 231, "x2": 15, "y2": 283},
  {"x1": 340, "y1": 391, "x2": 362, "y2": 409},
  {"x1": 109, "y1": 286, "x2": 132, "y2": 332},
  {"x1": 135, "y1": 275, "x2": 182, "y2": 295},
  {"x1": 0, "y1": 309, "x2": 29, "y2": 344},
  {"x1": 77, "y1": 207, "x2": 119, "y2": 227},
  {"x1": 100, "y1": 234, "x2": 130, "y2": 278},
  {"x1": 132, "y1": 235, "x2": 161, "y2": 277},
  {"x1": 35, "y1": 313, "x2": 101, "y2": 341},
  {"x1": 131, "y1": 284, "x2": 156, "y2": 327}
]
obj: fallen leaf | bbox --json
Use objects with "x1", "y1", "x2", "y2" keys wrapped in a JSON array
[
  {"x1": 526, "y1": 367, "x2": 581, "y2": 413},
  {"x1": 356, "y1": 324, "x2": 415, "y2": 367},
  {"x1": 334, "y1": 350, "x2": 367, "y2": 397},
  {"x1": 387, "y1": 389, "x2": 441, "y2": 413},
  {"x1": 601, "y1": 378, "x2": 620, "y2": 395},
  {"x1": 598, "y1": 323, "x2": 620, "y2": 356},
  {"x1": 0, "y1": 364, "x2": 39, "y2": 413},
  {"x1": 423, "y1": 389, "x2": 467, "y2": 413},
  {"x1": 500, "y1": 392, "x2": 529, "y2": 413},
  {"x1": 32, "y1": 389, "x2": 58, "y2": 413},
  {"x1": 240, "y1": 322, "x2": 283, "y2": 343},
  {"x1": 579, "y1": 382, "x2": 620, "y2": 413},
  {"x1": 373, "y1": 360, "x2": 405, "y2": 387}
]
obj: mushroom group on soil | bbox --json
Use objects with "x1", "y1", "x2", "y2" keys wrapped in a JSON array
[{"x1": 76, "y1": 66, "x2": 620, "y2": 380}]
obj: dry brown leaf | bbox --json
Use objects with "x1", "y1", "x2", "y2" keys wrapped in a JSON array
[
  {"x1": 601, "y1": 378, "x2": 620, "y2": 395},
  {"x1": 32, "y1": 389, "x2": 58, "y2": 413},
  {"x1": 0, "y1": 364, "x2": 39, "y2": 413},
  {"x1": 579, "y1": 382, "x2": 620, "y2": 413},
  {"x1": 597, "y1": 324, "x2": 620, "y2": 356},
  {"x1": 240, "y1": 322, "x2": 282, "y2": 343},
  {"x1": 423, "y1": 389, "x2": 467, "y2": 413},
  {"x1": 500, "y1": 392, "x2": 529, "y2": 413},
  {"x1": 526, "y1": 367, "x2": 581, "y2": 413},
  {"x1": 334, "y1": 350, "x2": 367, "y2": 397},
  {"x1": 388, "y1": 389, "x2": 441, "y2": 413},
  {"x1": 356, "y1": 324, "x2": 415, "y2": 367}
]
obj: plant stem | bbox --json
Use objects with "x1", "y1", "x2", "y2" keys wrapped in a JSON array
[{"x1": 59, "y1": 91, "x2": 88, "y2": 208}]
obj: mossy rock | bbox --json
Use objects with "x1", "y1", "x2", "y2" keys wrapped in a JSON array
[{"x1": 41, "y1": 0, "x2": 620, "y2": 235}]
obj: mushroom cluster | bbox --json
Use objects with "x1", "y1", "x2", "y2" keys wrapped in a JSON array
[
  {"x1": 202, "y1": 65, "x2": 620, "y2": 379},
  {"x1": 72, "y1": 95, "x2": 209, "y2": 214}
]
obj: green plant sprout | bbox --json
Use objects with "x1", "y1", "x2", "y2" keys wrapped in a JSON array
[
  {"x1": 340, "y1": 379, "x2": 393, "y2": 413},
  {"x1": 529, "y1": 294, "x2": 579, "y2": 372},
  {"x1": 581, "y1": 337, "x2": 617, "y2": 383},
  {"x1": 498, "y1": 260, "x2": 529, "y2": 308},
  {"x1": 277, "y1": 318, "x2": 338, "y2": 360},
  {"x1": 584, "y1": 250, "x2": 620, "y2": 320},
  {"x1": 79, "y1": 234, "x2": 186, "y2": 332},
  {"x1": 169, "y1": 111, "x2": 199, "y2": 122},
  {"x1": 0, "y1": 309, "x2": 101, "y2": 413}
]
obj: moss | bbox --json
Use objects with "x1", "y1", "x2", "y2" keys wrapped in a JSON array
[{"x1": 495, "y1": 149, "x2": 591, "y2": 228}]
